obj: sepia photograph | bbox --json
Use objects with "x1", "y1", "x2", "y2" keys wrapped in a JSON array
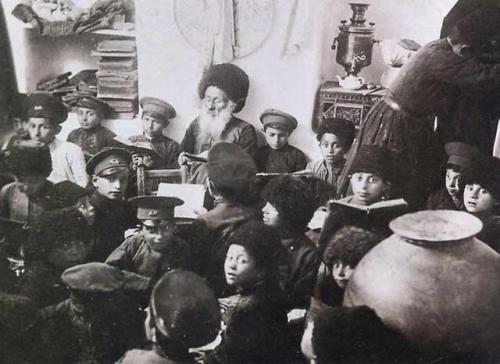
[{"x1": 0, "y1": 0, "x2": 500, "y2": 363}]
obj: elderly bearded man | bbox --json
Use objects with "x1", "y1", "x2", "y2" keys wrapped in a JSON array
[{"x1": 180, "y1": 63, "x2": 257, "y2": 160}]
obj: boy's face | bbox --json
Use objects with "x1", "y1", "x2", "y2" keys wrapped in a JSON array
[
  {"x1": 77, "y1": 107, "x2": 102, "y2": 130},
  {"x1": 17, "y1": 175, "x2": 47, "y2": 197},
  {"x1": 47, "y1": 239, "x2": 91, "y2": 270},
  {"x1": 224, "y1": 244, "x2": 259, "y2": 287},
  {"x1": 350, "y1": 172, "x2": 386, "y2": 206},
  {"x1": 142, "y1": 114, "x2": 166, "y2": 139},
  {"x1": 28, "y1": 117, "x2": 59, "y2": 144},
  {"x1": 141, "y1": 219, "x2": 176, "y2": 252},
  {"x1": 319, "y1": 133, "x2": 346, "y2": 165},
  {"x1": 77, "y1": 196, "x2": 95, "y2": 225},
  {"x1": 332, "y1": 260, "x2": 354, "y2": 289},
  {"x1": 264, "y1": 126, "x2": 290, "y2": 150},
  {"x1": 12, "y1": 118, "x2": 28, "y2": 138},
  {"x1": 92, "y1": 169, "x2": 129, "y2": 200},
  {"x1": 445, "y1": 168, "x2": 462, "y2": 198},
  {"x1": 262, "y1": 202, "x2": 280, "y2": 228},
  {"x1": 463, "y1": 183, "x2": 498, "y2": 214}
]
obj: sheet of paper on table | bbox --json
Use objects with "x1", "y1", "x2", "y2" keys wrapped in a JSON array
[{"x1": 157, "y1": 183, "x2": 205, "y2": 219}]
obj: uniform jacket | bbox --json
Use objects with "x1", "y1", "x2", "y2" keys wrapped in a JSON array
[
  {"x1": 180, "y1": 116, "x2": 257, "y2": 156},
  {"x1": 426, "y1": 187, "x2": 463, "y2": 210},
  {"x1": 255, "y1": 144, "x2": 307, "y2": 173},
  {"x1": 67, "y1": 125, "x2": 117, "y2": 160},
  {"x1": 89, "y1": 190, "x2": 138, "y2": 262},
  {"x1": 206, "y1": 282, "x2": 289, "y2": 364},
  {"x1": 48, "y1": 137, "x2": 89, "y2": 187},
  {"x1": 129, "y1": 134, "x2": 181, "y2": 169},
  {"x1": 105, "y1": 232, "x2": 192, "y2": 290},
  {"x1": 281, "y1": 234, "x2": 321, "y2": 309},
  {"x1": 196, "y1": 199, "x2": 261, "y2": 294}
]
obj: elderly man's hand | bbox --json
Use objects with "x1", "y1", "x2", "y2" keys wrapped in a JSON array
[{"x1": 178, "y1": 152, "x2": 190, "y2": 166}]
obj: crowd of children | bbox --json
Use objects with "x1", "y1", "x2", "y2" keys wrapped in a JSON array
[{"x1": 1, "y1": 7, "x2": 500, "y2": 363}]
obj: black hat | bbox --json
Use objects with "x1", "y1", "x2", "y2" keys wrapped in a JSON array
[
  {"x1": 3, "y1": 143, "x2": 52, "y2": 178},
  {"x1": 349, "y1": 145, "x2": 393, "y2": 181},
  {"x1": 207, "y1": 143, "x2": 256, "y2": 190},
  {"x1": 227, "y1": 220, "x2": 284, "y2": 274},
  {"x1": 76, "y1": 96, "x2": 111, "y2": 117},
  {"x1": 262, "y1": 175, "x2": 318, "y2": 232},
  {"x1": 445, "y1": 142, "x2": 481, "y2": 172},
  {"x1": 129, "y1": 195, "x2": 183, "y2": 220},
  {"x1": 86, "y1": 147, "x2": 131, "y2": 176},
  {"x1": 140, "y1": 97, "x2": 176, "y2": 123},
  {"x1": 454, "y1": 6, "x2": 500, "y2": 48},
  {"x1": 62, "y1": 262, "x2": 124, "y2": 292},
  {"x1": 260, "y1": 108, "x2": 298, "y2": 132},
  {"x1": 198, "y1": 63, "x2": 250, "y2": 113},
  {"x1": 317, "y1": 118, "x2": 355, "y2": 148},
  {"x1": 25, "y1": 93, "x2": 68, "y2": 124},
  {"x1": 151, "y1": 270, "x2": 221, "y2": 348},
  {"x1": 463, "y1": 154, "x2": 500, "y2": 201}
]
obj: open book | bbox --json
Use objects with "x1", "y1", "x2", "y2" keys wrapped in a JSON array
[
  {"x1": 113, "y1": 136, "x2": 160, "y2": 159},
  {"x1": 330, "y1": 197, "x2": 408, "y2": 214}
]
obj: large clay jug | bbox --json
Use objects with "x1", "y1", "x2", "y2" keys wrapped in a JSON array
[{"x1": 344, "y1": 210, "x2": 500, "y2": 356}]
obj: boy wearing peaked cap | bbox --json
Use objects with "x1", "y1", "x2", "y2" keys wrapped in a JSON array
[
  {"x1": 255, "y1": 108, "x2": 307, "y2": 173},
  {"x1": 129, "y1": 97, "x2": 181, "y2": 170},
  {"x1": 31, "y1": 262, "x2": 144, "y2": 363},
  {"x1": 105, "y1": 196, "x2": 192, "y2": 296},
  {"x1": 85, "y1": 147, "x2": 137, "y2": 262},
  {"x1": 67, "y1": 96, "x2": 117, "y2": 160},
  {"x1": 119, "y1": 270, "x2": 221, "y2": 363},
  {"x1": 427, "y1": 142, "x2": 481, "y2": 210},
  {"x1": 25, "y1": 93, "x2": 89, "y2": 187}
]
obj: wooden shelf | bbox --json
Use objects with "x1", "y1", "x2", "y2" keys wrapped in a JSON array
[{"x1": 21, "y1": 23, "x2": 135, "y2": 37}]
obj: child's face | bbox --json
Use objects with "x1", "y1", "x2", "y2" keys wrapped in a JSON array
[
  {"x1": 77, "y1": 107, "x2": 102, "y2": 130},
  {"x1": 142, "y1": 114, "x2": 166, "y2": 139},
  {"x1": 463, "y1": 183, "x2": 498, "y2": 214},
  {"x1": 319, "y1": 133, "x2": 346, "y2": 165},
  {"x1": 262, "y1": 202, "x2": 280, "y2": 228},
  {"x1": 76, "y1": 196, "x2": 95, "y2": 225},
  {"x1": 332, "y1": 260, "x2": 354, "y2": 289},
  {"x1": 350, "y1": 172, "x2": 386, "y2": 206},
  {"x1": 17, "y1": 175, "x2": 47, "y2": 197},
  {"x1": 445, "y1": 168, "x2": 462, "y2": 198},
  {"x1": 12, "y1": 118, "x2": 28, "y2": 138},
  {"x1": 47, "y1": 239, "x2": 91, "y2": 270},
  {"x1": 27, "y1": 117, "x2": 59, "y2": 144},
  {"x1": 224, "y1": 244, "x2": 259, "y2": 287},
  {"x1": 264, "y1": 126, "x2": 290, "y2": 150},
  {"x1": 141, "y1": 219, "x2": 176, "y2": 252},
  {"x1": 92, "y1": 169, "x2": 129, "y2": 200}
]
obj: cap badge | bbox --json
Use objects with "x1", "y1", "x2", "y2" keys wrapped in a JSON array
[
  {"x1": 109, "y1": 159, "x2": 119, "y2": 165},
  {"x1": 149, "y1": 210, "x2": 158, "y2": 216},
  {"x1": 34, "y1": 105, "x2": 43, "y2": 110}
]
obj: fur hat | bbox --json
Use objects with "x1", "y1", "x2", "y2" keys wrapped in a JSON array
[
  {"x1": 463, "y1": 154, "x2": 500, "y2": 202},
  {"x1": 316, "y1": 118, "x2": 355, "y2": 148},
  {"x1": 151, "y1": 270, "x2": 221, "y2": 348},
  {"x1": 349, "y1": 145, "x2": 393, "y2": 182},
  {"x1": 198, "y1": 63, "x2": 250, "y2": 113},
  {"x1": 227, "y1": 220, "x2": 284, "y2": 276},
  {"x1": 3, "y1": 143, "x2": 52, "y2": 178},
  {"x1": 454, "y1": 5, "x2": 500, "y2": 49},
  {"x1": 262, "y1": 175, "x2": 318, "y2": 233},
  {"x1": 323, "y1": 226, "x2": 381, "y2": 268}
]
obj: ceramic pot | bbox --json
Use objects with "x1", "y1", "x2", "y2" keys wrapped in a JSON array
[{"x1": 344, "y1": 210, "x2": 500, "y2": 356}]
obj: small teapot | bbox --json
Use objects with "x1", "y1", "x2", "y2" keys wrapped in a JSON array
[{"x1": 336, "y1": 74, "x2": 365, "y2": 90}]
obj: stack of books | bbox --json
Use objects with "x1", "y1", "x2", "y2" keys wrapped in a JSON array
[{"x1": 92, "y1": 39, "x2": 138, "y2": 119}]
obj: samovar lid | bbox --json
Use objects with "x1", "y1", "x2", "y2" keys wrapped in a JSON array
[{"x1": 389, "y1": 210, "x2": 483, "y2": 242}]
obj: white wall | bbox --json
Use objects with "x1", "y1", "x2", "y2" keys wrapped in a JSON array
[{"x1": 3, "y1": 0, "x2": 458, "y2": 160}]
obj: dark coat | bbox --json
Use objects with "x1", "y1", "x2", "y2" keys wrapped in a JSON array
[
  {"x1": 255, "y1": 144, "x2": 306, "y2": 173},
  {"x1": 207, "y1": 283, "x2": 289, "y2": 364},
  {"x1": 89, "y1": 190, "x2": 138, "y2": 262},
  {"x1": 67, "y1": 125, "x2": 117, "y2": 160},
  {"x1": 477, "y1": 214, "x2": 500, "y2": 252},
  {"x1": 18, "y1": 261, "x2": 67, "y2": 308},
  {"x1": 426, "y1": 187, "x2": 463, "y2": 210}
]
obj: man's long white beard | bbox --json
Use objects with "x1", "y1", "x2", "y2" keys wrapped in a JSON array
[{"x1": 198, "y1": 105, "x2": 234, "y2": 140}]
